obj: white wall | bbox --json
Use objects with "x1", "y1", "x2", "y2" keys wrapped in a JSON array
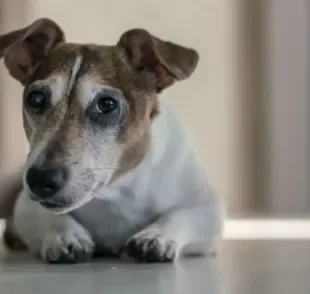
[
  {"x1": 263, "y1": 0, "x2": 310, "y2": 215},
  {"x1": 0, "y1": 0, "x2": 28, "y2": 173}
]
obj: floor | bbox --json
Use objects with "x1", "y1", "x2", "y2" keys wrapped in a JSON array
[{"x1": 0, "y1": 240, "x2": 309, "y2": 294}]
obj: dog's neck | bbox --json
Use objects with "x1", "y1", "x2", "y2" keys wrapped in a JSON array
[{"x1": 98, "y1": 101, "x2": 196, "y2": 200}]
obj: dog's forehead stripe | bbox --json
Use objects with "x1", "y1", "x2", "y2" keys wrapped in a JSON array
[{"x1": 67, "y1": 55, "x2": 83, "y2": 95}]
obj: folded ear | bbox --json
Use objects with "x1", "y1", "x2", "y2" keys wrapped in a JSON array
[
  {"x1": 118, "y1": 29, "x2": 199, "y2": 92},
  {"x1": 0, "y1": 18, "x2": 65, "y2": 84}
]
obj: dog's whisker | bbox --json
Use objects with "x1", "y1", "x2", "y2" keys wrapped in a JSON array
[{"x1": 89, "y1": 167, "x2": 118, "y2": 171}]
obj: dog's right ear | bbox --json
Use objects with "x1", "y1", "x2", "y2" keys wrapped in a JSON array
[
  {"x1": 118, "y1": 29, "x2": 199, "y2": 93},
  {"x1": 0, "y1": 18, "x2": 65, "y2": 84}
]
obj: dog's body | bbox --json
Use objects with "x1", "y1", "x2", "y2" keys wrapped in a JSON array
[
  {"x1": 0, "y1": 19, "x2": 223, "y2": 263},
  {"x1": 15, "y1": 101, "x2": 222, "y2": 261}
]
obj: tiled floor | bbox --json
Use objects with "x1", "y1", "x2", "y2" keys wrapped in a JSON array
[{"x1": 0, "y1": 240, "x2": 309, "y2": 294}]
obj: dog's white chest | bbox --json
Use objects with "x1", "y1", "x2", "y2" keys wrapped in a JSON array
[{"x1": 70, "y1": 189, "x2": 156, "y2": 252}]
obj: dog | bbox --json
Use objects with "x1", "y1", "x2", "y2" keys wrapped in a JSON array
[{"x1": 0, "y1": 18, "x2": 223, "y2": 263}]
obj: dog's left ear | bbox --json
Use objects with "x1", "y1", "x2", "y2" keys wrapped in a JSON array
[
  {"x1": 0, "y1": 18, "x2": 65, "y2": 84},
  {"x1": 118, "y1": 29, "x2": 199, "y2": 92}
]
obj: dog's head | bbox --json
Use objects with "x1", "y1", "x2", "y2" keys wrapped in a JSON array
[{"x1": 0, "y1": 18, "x2": 199, "y2": 213}]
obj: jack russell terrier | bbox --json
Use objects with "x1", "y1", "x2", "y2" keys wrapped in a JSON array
[{"x1": 0, "y1": 18, "x2": 223, "y2": 263}]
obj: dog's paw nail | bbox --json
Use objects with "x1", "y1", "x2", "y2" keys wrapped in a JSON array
[
  {"x1": 124, "y1": 232, "x2": 176, "y2": 263},
  {"x1": 41, "y1": 232, "x2": 95, "y2": 264}
]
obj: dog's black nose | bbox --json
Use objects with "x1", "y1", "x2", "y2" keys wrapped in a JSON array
[{"x1": 26, "y1": 166, "x2": 68, "y2": 198}]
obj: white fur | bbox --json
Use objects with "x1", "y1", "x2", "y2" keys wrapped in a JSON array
[
  {"x1": 14, "y1": 101, "x2": 223, "y2": 261},
  {"x1": 67, "y1": 56, "x2": 83, "y2": 95},
  {"x1": 78, "y1": 78, "x2": 122, "y2": 109}
]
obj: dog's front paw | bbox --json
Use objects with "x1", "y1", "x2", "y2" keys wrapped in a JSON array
[
  {"x1": 40, "y1": 230, "x2": 95, "y2": 264},
  {"x1": 124, "y1": 230, "x2": 177, "y2": 263}
]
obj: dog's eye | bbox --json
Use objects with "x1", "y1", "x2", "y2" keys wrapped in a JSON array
[
  {"x1": 86, "y1": 91, "x2": 123, "y2": 126},
  {"x1": 25, "y1": 91, "x2": 47, "y2": 113},
  {"x1": 97, "y1": 96, "x2": 118, "y2": 114}
]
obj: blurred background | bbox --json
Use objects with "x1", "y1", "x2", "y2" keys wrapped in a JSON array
[{"x1": 0, "y1": 0, "x2": 309, "y2": 222}]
